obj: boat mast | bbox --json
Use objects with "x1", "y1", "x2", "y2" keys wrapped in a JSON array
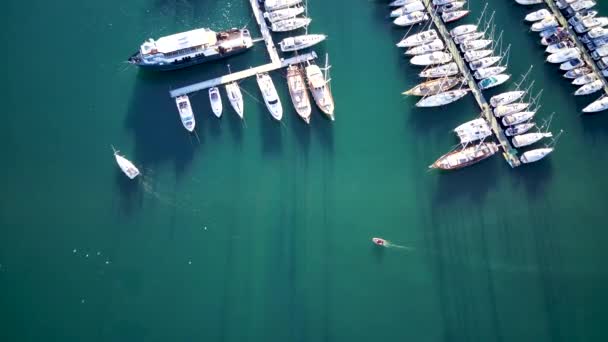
[
  {"x1": 476, "y1": 3, "x2": 489, "y2": 27},
  {"x1": 514, "y1": 65, "x2": 533, "y2": 91}
]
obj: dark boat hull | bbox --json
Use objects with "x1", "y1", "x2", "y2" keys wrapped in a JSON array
[{"x1": 128, "y1": 48, "x2": 249, "y2": 71}]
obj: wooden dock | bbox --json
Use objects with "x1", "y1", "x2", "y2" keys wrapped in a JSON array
[
  {"x1": 422, "y1": 0, "x2": 521, "y2": 167},
  {"x1": 169, "y1": 52, "x2": 317, "y2": 97},
  {"x1": 544, "y1": 0, "x2": 608, "y2": 97}
]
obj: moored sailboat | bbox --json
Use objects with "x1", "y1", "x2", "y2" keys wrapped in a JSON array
[
  {"x1": 175, "y1": 95, "x2": 196, "y2": 132},
  {"x1": 209, "y1": 87, "x2": 223, "y2": 118},
  {"x1": 112, "y1": 146, "x2": 140, "y2": 179},
  {"x1": 403, "y1": 77, "x2": 462, "y2": 96},
  {"x1": 419, "y1": 62, "x2": 459, "y2": 78},
  {"x1": 416, "y1": 89, "x2": 469, "y2": 107},
  {"x1": 505, "y1": 122, "x2": 535, "y2": 136},
  {"x1": 396, "y1": 29, "x2": 438, "y2": 48},
  {"x1": 490, "y1": 91, "x2": 526, "y2": 107},
  {"x1": 306, "y1": 57, "x2": 335, "y2": 120},
  {"x1": 520, "y1": 148, "x2": 553, "y2": 163},
  {"x1": 512, "y1": 132, "x2": 553, "y2": 148}
]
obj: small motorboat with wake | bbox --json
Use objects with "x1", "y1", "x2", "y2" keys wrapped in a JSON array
[
  {"x1": 372, "y1": 237, "x2": 387, "y2": 246},
  {"x1": 397, "y1": 29, "x2": 438, "y2": 48},
  {"x1": 505, "y1": 122, "x2": 535, "y2": 136},
  {"x1": 256, "y1": 72, "x2": 283, "y2": 121},
  {"x1": 520, "y1": 148, "x2": 553, "y2": 163},
  {"x1": 112, "y1": 146, "x2": 140, "y2": 179},
  {"x1": 490, "y1": 91, "x2": 526, "y2": 107},
  {"x1": 225, "y1": 82, "x2": 244, "y2": 119},
  {"x1": 175, "y1": 95, "x2": 195, "y2": 132},
  {"x1": 416, "y1": 89, "x2": 469, "y2": 107},
  {"x1": 209, "y1": 87, "x2": 222, "y2": 118}
]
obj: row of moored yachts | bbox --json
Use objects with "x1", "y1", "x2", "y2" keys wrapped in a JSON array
[
  {"x1": 517, "y1": 0, "x2": 608, "y2": 113},
  {"x1": 385, "y1": 0, "x2": 558, "y2": 169}
]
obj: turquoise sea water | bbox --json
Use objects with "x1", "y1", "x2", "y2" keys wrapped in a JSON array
[{"x1": 2, "y1": 0, "x2": 608, "y2": 341}]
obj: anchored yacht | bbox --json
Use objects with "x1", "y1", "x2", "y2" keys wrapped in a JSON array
[{"x1": 256, "y1": 73, "x2": 283, "y2": 121}]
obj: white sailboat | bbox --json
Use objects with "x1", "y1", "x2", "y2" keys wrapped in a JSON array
[
  {"x1": 225, "y1": 82, "x2": 244, "y2": 119},
  {"x1": 583, "y1": 95, "x2": 608, "y2": 112},
  {"x1": 490, "y1": 91, "x2": 526, "y2": 107},
  {"x1": 512, "y1": 132, "x2": 553, "y2": 148},
  {"x1": 396, "y1": 29, "x2": 438, "y2": 48},
  {"x1": 112, "y1": 146, "x2": 140, "y2": 179},
  {"x1": 474, "y1": 66, "x2": 507, "y2": 80},
  {"x1": 453, "y1": 31, "x2": 484, "y2": 44},
  {"x1": 264, "y1": 0, "x2": 303, "y2": 12},
  {"x1": 306, "y1": 55, "x2": 335, "y2": 120},
  {"x1": 454, "y1": 118, "x2": 488, "y2": 134},
  {"x1": 405, "y1": 39, "x2": 444, "y2": 55},
  {"x1": 460, "y1": 39, "x2": 492, "y2": 52},
  {"x1": 209, "y1": 87, "x2": 222, "y2": 118},
  {"x1": 271, "y1": 17, "x2": 311, "y2": 32},
  {"x1": 389, "y1": 1, "x2": 425, "y2": 18},
  {"x1": 393, "y1": 11, "x2": 429, "y2": 26},
  {"x1": 493, "y1": 102, "x2": 529, "y2": 117},
  {"x1": 505, "y1": 122, "x2": 535, "y2": 136},
  {"x1": 256, "y1": 72, "x2": 283, "y2": 121},
  {"x1": 438, "y1": 1, "x2": 467, "y2": 13},
  {"x1": 442, "y1": 10, "x2": 470, "y2": 23},
  {"x1": 464, "y1": 49, "x2": 493, "y2": 62},
  {"x1": 450, "y1": 24, "x2": 477, "y2": 37},
  {"x1": 419, "y1": 62, "x2": 459, "y2": 78},
  {"x1": 264, "y1": 6, "x2": 305, "y2": 23},
  {"x1": 175, "y1": 95, "x2": 195, "y2": 132},
  {"x1": 520, "y1": 148, "x2": 553, "y2": 163},
  {"x1": 574, "y1": 80, "x2": 603, "y2": 96},
  {"x1": 416, "y1": 89, "x2": 469, "y2": 107},
  {"x1": 411, "y1": 51, "x2": 453, "y2": 66},
  {"x1": 469, "y1": 56, "x2": 501, "y2": 71},
  {"x1": 279, "y1": 34, "x2": 326, "y2": 52}
]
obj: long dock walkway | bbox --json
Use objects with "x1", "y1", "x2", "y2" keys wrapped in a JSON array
[
  {"x1": 545, "y1": 0, "x2": 608, "y2": 97},
  {"x1": 169, "y1": 52, "x2": 316, "y2": 97},
  {"x1": 250, "y1": 0, "x2": 281, "y2": 64},
  {"x1": 422, "y1": 0, "x2": 521, "y2": 167}
]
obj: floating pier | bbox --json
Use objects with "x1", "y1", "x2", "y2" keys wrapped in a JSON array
[
  {"x1": 422, "y1": 0, "x2": 522, "y2": 167},
  {"x1": 169, "y1": 0, "x2": 317, "y2": 98},
  {"x1": 544, "y1": 0, "x2": 608, "y2": 97}
]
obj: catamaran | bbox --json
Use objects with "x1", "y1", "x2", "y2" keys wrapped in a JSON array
[
  {"x1": 279, "y1": 34, "x2": 326, "y2": 52},
  {"x1": 225, "y1": 82, "x2": 244, "y2": 119},
  {"x1": 474, "y1": 66, "x2": 507, "y2": 80},
  {"x1": 411, "y1": 51, "x2": 453, "y2": 66},
  {"x1": 416, "y1": 89, "x2": 469, "y2": 107},
  {"x1": 389, "y1": 1, "x2": 425, "y2": 18},
  {"x1": 209, "y1": 87, "x2": 222, "y2": 118},
  {"x1": 256, "y1": 73, "x2": 283, "y2": 121},
  {"x1": 502, "y1": 111, "x2": 535, "y2": 126},
  {"x1": 405, "y1": 39, "x2": 445, "y2": 55},
  {"x1": 450, "y1": 24, "x2": 477, "y2": 37},
  {"x1": 479, "y1": 74, "x2": 511, "y2": 90},
  {"x1": 271, "y1": 17, "x2": 311, "y2": 32},
  {"x1": 306, "y1": 58, "x2": 335, "y2": 120},
  {"x1": 460, "y1": 39, "x2": 492, "y2": 52},
  {"x1": 175, "y1": 95, "x2": 196, "y2": 132},
  {"x1": 429, "y1": 142, "x2": 499, "y2": 170},
  {"x1": 286, "y1": 65, "x2": 312, "y2": 124},
  {"x1": 525, "y1": 9, "x2": 551, "y2": 22},
  {"x1": 112, "y1": 146, "x2": 140, "y2": 179},
  {"x1": 520, "y1": 148, "x2": 553, "y2": 163},
  {"x1": 264, "y1": 6, "x2": 305, "y2": 23},
  {"x1": 493, "y1": 102, "x2": 529, "y2": 117},
  {"x1": 419, "y1": 62, "x2": 459, "y2": 78},
  {"x1": 512, "y1": 132, "x2": 553, "y2": 148},
  {"x1": 575, "y1": 80, "x2": 603, "y2": 96},
  {"x1": 582, "y1": 95, "x2": 608, "y2": 112},
  {"x1": 403, "y1": 77, "x2": 462, "y2": 96},
  {"x1": 393, "y1": 11, "x2": 429, "y2": 26},
  {"x1": 264, "y1": 0, "x2": 303, "y2": 11},
  {"x1": 397, "y1": 30, "x2": 438, "y2": 48},
  {"x1": 490, "y1": 91, "x2": 526, "y2": 107},
  {"x1": 469, "y1": 56, "x2": 501, "y2": 71}
]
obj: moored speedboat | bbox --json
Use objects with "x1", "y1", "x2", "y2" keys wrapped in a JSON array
[
  {"x1": 502, "y1": 111, "x2": 535, "y2": 126},
  {"x1": 225, "y1": 82, "x2": 244, "y2": 119},
  {"x1": 560, "y1": 57, "x2": 584, "y2": 70},
  {"x1": 286, "y1": 65, "x2": 312, "y2": 124},
  {"x1": 442, "y1": 10, "x2": 470, "y2": 23},
  {"x1": 429, "y1": 142, "x2": 499, "y2": 170},
  {"x1": 306, "y1": 62, "x2": 335, "y2": 120},
  {"x1": 531, "y1": 16, "x2": 558, "y2": 32},
  {"x1": 525, "y1": 9, "x2": 551, "y2": 22},
  {"x1": 574, "y1": 79, "x2": 603, "y2": 96},
  {"x1": 512, "y1": 132, "x2": 553, "y2": 148},
  {"x1": 474, "y1": 66, "x2": 507, "y2": 80},
  {"x1": 479, "y1": 74, "x2": 511, "y2": 90},
  {"x1": 112, "y1": 146, "x2": 140, "y2": 179},
  {"x1": 394, "y1": 11, "x2": 429, "y2": 26},
  {"x1": 389, "y1": 1, "x2": 425, "y2": 18},
  {"x1": 209, "y1": 87, "x2": 222, "y2": 118},
  {"x1": 493, "y1": 102, "x2": 529, "y2": 117},
  {"x1": 256, "y1": 72, "x2": 283, "y2": 121},
  {"x1": 520, "y1": 148, "x2": 553, "y2": 163},
  {"x1": 464, "y1": 49, "x2": 493, "y2": 62},
  {"x1": 505, "y1": 122, "x2": 535, "y2": 136},
  {"x1": 175, "y1": 95, "x2": 196, "y2": 132},
  {"x1": 583, "y1": 95, "x2": 608, "y2": 112},
  {"x1": 403, "y1": 77, "x2": 462, "y2": 96},
  {"x1": 571, "y1": 0, "x2": 597, "y2": 12},
  {"x1": 547, "y1": 48, "x2": 580, "y2": 63},
  {"x1": 416, "y1": 89, "x2": 469, "y2": 107},
  {"x1": 410, "y1": 51, "x2": 453, "y2": 66},
  {"x1": 419, "y1": 62, "x2": 459, "y2": 78},
  {"x1": 469, "y1": 56, "x2": 501, "y2": 71},
  {"x1": 279, "y1": 34, "x2": 326, "y2": 52},
  {"x1": 264, "y1": 6, "x2": 305, "y2": 23},
  {"x1": 397, "y1": 29, "x2": 438, "y2": 48},
  {"x1": 450, "y1": 24, "x2": 477, "y2": 37},
  {"x1": 405, "y1": 39, "x2": 444, "y2": 55},
  {"x1": 271, "y1": 17, "x2": 311, "y2": 32},
  {"x1": 490, "y1": 91, "x2": 526, "y2": 107}
]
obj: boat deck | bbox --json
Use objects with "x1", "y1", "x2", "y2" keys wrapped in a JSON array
[
  {"x1": 422, "y1": 0, "x2": 521, "y2": 167},
  {"x1": 169, "y1": 52, "x2": 317, "y2": 97},
  {"x1": 544, "y1": 0, "x2": 608, "y2": 99}
]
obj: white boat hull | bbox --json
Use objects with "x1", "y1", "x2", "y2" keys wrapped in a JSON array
[
  {"x1": 209, "y1": 87, "x2": 223, "y2": 118},
  {"x1": 520, "y1": 148, "x2": 553, "y2": 163}
]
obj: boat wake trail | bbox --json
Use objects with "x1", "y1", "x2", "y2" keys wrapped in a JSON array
[
  {"x1": 384, "y1": 242, "x2": 415, "y2": 251},
  {"x1": 138, "y1": 175, "x2": 203, "y2": 216}
]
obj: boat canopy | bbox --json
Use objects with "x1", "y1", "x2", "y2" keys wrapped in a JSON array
[{"x1": 141, "y1": 28, "x2": 217, "y2": 55}]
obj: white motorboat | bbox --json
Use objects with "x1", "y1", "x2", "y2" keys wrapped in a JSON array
[
  {"x1": 271, "y1": 17, "x2": 311, "y2": 32},
  {"x1": 506, "y1": 122, "x2": 535, "y2": 136},
  {"x1": 464, "y1": 49, "x2": 493, "y2": 62},
  {"x1": 493, "y1": 102, "x2": 529, "y2": 117},
  {"x1": 419, "y1": 62, "x2": 459, "y2": 78},
  {"x1": 547, "y1": 48, "x2": 580, "y2": 63},
  {"x1": 490, "y1": 91, "x2": 526, "y2": 107},
  {"x1": 574, "y1": 80, "x2": 603, "y2": 95},
  {"x1": 515, "y1": 0, "x2": 543, "y2": 4},
  {"x1": 396, "y1": 29, "x2": 438, "y2": 48},
  {"x1": 434, "y1": 0, "x2": 458, "y2": 5},
  {"x1": 588, "y1": 27, "x2": 608, "y2": 39},
  {"x1": 450, "y1": 24, "x2": 477, "y2": 37},
  {"x1": 286, "y1": 65, "x2": 311, "y2": 124},
  {"x1": 474, "y1": 66, "x2": 507, "y2": 80},
  {"x1": 556, "y1": 0, "x2": 576, "y2": 9},
  {"x1": 525, "y1": 9, "x2": 551, "y2": 22},
  {"x1": 442, "y1": 10, "x2": 470, "y2": 23},
  {"x1": 279, "y1": 34, "x2": 326, "y2": 52},
  {"x1": 389, "y1": 1, "x2": 425, "y2": 18},
  {"x1": 209, "y1": 87, "x2": 222, "y2": 118},
  {"x1": 256, "y1": 72, "x2": 283, "y2": 121},
  {"x1": 429, "y1": 142, "x2": 499, "y2": 170},
  {"x1": 571, "y1": 0, "x2": 596, "y2": 12},
  {"x1": 405, "y1": 39, "x2": 444, "y2": 55},
  {"x1": 175, "y1": 95, "x2": 195, "y2": 132},
  {"x1": 416, "y1": 89, "x2": 469, "y2": 107},
  {"x1": 306, "y1": 62, "x2": 335, "y2": 120},
  {"x1": 112, "y1": 146, "x2": 140, "y2": 179},
  {"x1": 479, "y1": 74, "x2": 511, "y2": 90},
  {"x1": 460, "y1": 39, "x2": 493, "y2": 52},
  {"x1": 560, "y1": 57, "x2": 584, "y2": 70},
  {"x1": 264, "y1": 0, "x2": 302, "y2": 12},
  {"x1": 394, "y1": 11, "x2": 429, "y2": 26},
  {"x1": 264, "y1": 6, "x2": 305, "y2": 23},
  {"x1": 454, "y1": 118, "x2": 488, "y2": 133},
  {"x1": 438, "y1": 1, "x2": 466, "y2": 13},
  {"x1": 575, "y1": 17, "x2": 608, "y2": 33},
  {"x1": 469, "y1": 56, "x2": 501, "y2": 71},
  {"x1": 453, "y1": 31, "x2": 484, "y2": 44},
  {"x1": 564, "y1": 66, "x2": 592, "y2": 78},
  {"x1": 572, "y1": 73, "x2": 597, "y2": 85},
  {"x1": 591, "y1": 45, "x2": 608, "y2": 59},
  {"x1": 531, "y1": 16, "x2": 558, "y2": 32},
  {"x1": 456, "y1": 125, "x2": 493, "y2": 144},
  {"x1": 411, "y1": 51, "x2": 453, "y2": 66},
  {"x1": 502, "y1": 111, "x2": 535, "y2": 126},
  {"x1": 520, "y1": 148, "x2": 553, "y2": 163},
  {"x1": 225, "y1": 82, "x2": 244, "y2": 119},
  {"x1": 389, "y1": 0, "x2": 420, "y2": 6},
  {"x1": 568, "y1": 9, "x2": 598, "y2": 26},
  {"x1": 545, "y1": 40, "x2": 574, "y2": 54},
  {"x1": 512, "y1": 132, "x2": 553, "y2": 148},
  {"x1": 583, "y1": 95, "x2": 608, "y2": 112}
]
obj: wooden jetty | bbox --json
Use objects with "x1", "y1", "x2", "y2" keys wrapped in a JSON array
[
  {"x1": 544, "y1": 0, "x2": 608, "y2": 97},
  {"x1": 422, "y1": 0, "x2": 522, "y2": 167}
]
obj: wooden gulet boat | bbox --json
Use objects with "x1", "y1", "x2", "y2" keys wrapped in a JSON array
[
  {"x1": 403, "y1": 77, "x2": 462, "y2": 96},
  {"x1": 286, "y1": 65, "x2": 312, "y2": 124}
]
